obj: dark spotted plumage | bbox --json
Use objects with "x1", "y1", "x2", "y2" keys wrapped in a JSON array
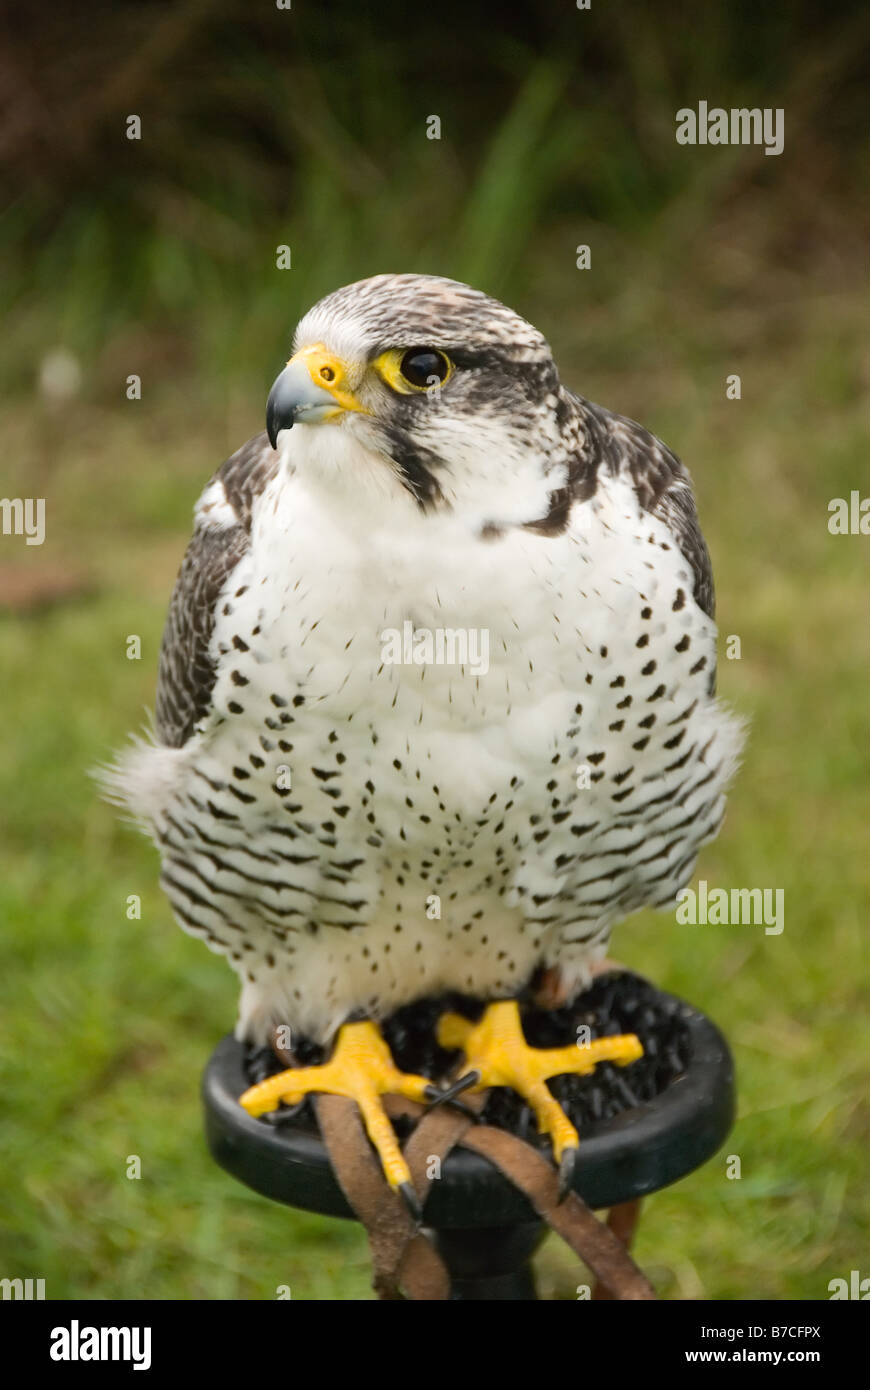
[
  {"x1": 584, "y1": 401, "x2": 715, "y2": 621},
  {"x1": 155, "y1": 435, "x2": 278, "y2": 747},
  {"x1": 106, "y1": 273, "x2": 743, "y2": 1049}
]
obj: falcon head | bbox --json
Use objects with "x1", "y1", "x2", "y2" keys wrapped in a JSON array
[{"x1": 266, "y1": 273, "x2": 574, "y2": 526}]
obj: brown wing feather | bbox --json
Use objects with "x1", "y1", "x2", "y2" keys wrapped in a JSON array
[
  {"x1": 155, "y1": 432, "x2": 279, "y2": 748},
  {"x1": 580, "y1": 396, "x2": 715, "y2": 620}
]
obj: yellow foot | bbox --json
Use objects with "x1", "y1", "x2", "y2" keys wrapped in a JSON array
[
  {"x1": 437, "y1": 999, "x2": 643, "y2": 1199},
  {"x1": 239, "y1": 1020, "x2": 435, "y2": 1215}
]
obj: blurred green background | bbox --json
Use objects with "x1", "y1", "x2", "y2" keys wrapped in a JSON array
[{"x1": 1, "y1": 0, "x2": 868, "y2": 1299}]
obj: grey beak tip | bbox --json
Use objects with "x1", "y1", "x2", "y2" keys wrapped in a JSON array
[
  {"x1": 266, "y1": 377, "x2": 294, "y2": 450},
  {"x1": 267, "y1": 358, "x2": 340, "y2": 444}
]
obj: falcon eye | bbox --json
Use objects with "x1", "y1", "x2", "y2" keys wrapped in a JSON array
[
  {"x1": 371, "y1": 346, "x2": 453, "y2": 395},
  {"x1": 398, "y1": 349, "x2": 450, "y2": 390}
]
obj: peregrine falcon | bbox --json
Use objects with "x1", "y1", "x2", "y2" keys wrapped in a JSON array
[{"x1": 106, "y1": 273, "x2": 743, "y2": 1207}]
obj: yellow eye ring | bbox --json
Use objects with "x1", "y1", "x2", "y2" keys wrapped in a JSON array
[{"x1": 372, "y1": 348, "x2": 453, "y2": 394}]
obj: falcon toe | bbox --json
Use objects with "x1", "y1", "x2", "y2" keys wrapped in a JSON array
[
  {"x1": 437, "y1": 999, "x2": 643, "y2": 1189},
  {"x1": 239, "y1": 1019, "x2": 434, "y2": 1198}
]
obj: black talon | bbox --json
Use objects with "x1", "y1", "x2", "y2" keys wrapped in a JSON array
[
  {"x1": 422, "y1": 1075, "x2": 480, "y2": 1119},
  {"x1": 398, "y1": 1181, "x2": 423, "y2": 1225},
  {"x1": 426, "y1": 1093, "x2": 479, "y2": 1121},
  {"x1": 436, "y1": 1070, "x2": 480, "y2": 1104},
  {"x1": 264, "y1": 1100, "x2": 307, "y2": 1125},
  {"x1": 558, "y1": 1146, "x2": 579, "y2": 1203}
]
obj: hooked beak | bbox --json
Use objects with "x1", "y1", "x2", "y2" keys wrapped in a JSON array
[{"x1": 266, "y1": 343, "x2": 368, "y2": 448}]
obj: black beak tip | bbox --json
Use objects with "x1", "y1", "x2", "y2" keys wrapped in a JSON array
[{"x1": 266, "y1": 379, "x2": 294, "y2": 450}]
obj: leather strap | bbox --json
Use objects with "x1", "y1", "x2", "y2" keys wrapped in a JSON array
[
  {"x1": 313, "y1": 1094, "x2": 449, "y2": 1300},
  {"x1": 458, "y1": 1125, "x2": 655, "y2": 1300},
  {"x1": 315, "y1": 1090, "x2": 655, "y2": 1300}
]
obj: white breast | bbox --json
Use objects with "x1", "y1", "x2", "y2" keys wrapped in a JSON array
[{"x1": 127, "y1": 449, "x2": 742, "y2": 1044}]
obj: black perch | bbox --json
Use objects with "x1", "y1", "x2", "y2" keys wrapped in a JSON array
[{"x1": 202, "y1": 971, "x2": 735, "y2": 1299}]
